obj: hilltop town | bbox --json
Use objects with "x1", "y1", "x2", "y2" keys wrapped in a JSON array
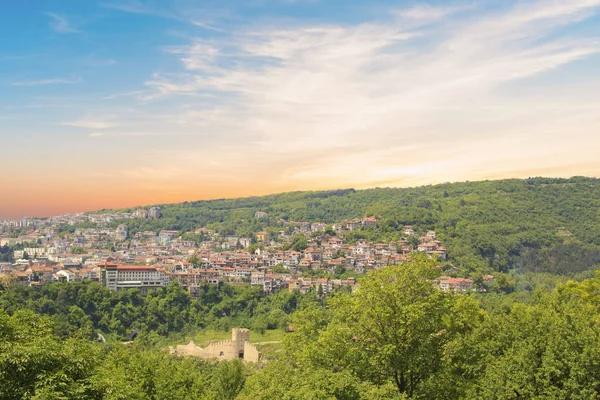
[{"x1": 0, "y1": 208, "x2": 488, "y2": 295}]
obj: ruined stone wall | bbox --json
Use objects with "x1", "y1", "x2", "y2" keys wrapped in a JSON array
[
  {"x1": 243, "y1": 341, "x2": 261, "y2": 362},
  {"x1": 205, "y1": 338, "x2": 244, "y2": 359},
  {"x1": 169, "y1": 328, "x2": 261, "y2": 362},
  {"x1": 169, "y1": 340, "x2": 206, "y2": 357}
]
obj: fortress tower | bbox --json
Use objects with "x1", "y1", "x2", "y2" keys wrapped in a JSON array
[{"x1": 232, "y1": 328, "x2": 250, "y2": 344}]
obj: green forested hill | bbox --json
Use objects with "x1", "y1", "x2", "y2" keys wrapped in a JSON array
[{"x1": 102, "y1": 177, "x2": 600, "y2": 276}]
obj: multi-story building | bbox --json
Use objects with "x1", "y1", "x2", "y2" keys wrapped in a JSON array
[
  {"x1": 158, "y1": 230, "x2": 178, "y2": 245},
  {"x1": 148, "y1": 207, "x2": 162, "y2": 219},
  {"x1": 132, "y1": 208, "x2": 148, "y2": 218},
  {"x1": 311, "y1": 222, "x2": 326, "y2": 232},
  {"x1": 238, "y1": 238, "x2": 251, "y2": 248},
  {"x1": 115, "y1": 224, "x2": 128, "y2": 241},
  {"x1": 438, "y1": 276, "x2": 474, "y2": 292},
  {"x1": 26, "y1": 266, "x2": 56, "y2": 284},
  {"x1": 100, "y1": 262, "x2": 169, "y2": 294},
  {"x1": 362, "y1": 217, "x2": 377, "y2": 227},
  {"x1": 14, "y1": 247, "x2": 47, "y2": 259},
  {"x1": 255, "y1": 232, "x2": 268, "y2": 242}
]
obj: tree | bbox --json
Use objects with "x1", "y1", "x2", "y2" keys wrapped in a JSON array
[
  {"x1": 240, "y1": 361, "x2": 386, "y2": 400},
  {"x1": 71, "y1": 246, "x2": 85, "y2": 254},
  {"x1": 0, "y1": 310, "x2": 101, "y2": 399},
  {"x1": 0, "y1": 273, "x2": 16, "y2": 289},
  {"x1": 406, "y1": 235, "x2": 420, "y2": 248},
  {"x1": 333, "y1": 249, "x2": 346, "y2": 259},
  {"x1": 447, "y1": 292, "x2": 600, "y2": 399},
  {"x1": 248, "y1": 244, "x2": 260, "y2": 254},
  {"x1": 213, "y1": 359, "x2": 246, "y2": 400},
  {"x1": 324, "y1": 225, "x2": 335, "y2": 236},
  {"x1": 188, "y1": 254, "x2": 203, "y2": 267},
  {"x1": 334, "y1": 265, "x2": 347, "y2": 278},
  {"x1": 91, "y1": 345, "x2": 211, "y2": 400},
  {"x1": 287, "y1": 255, "x2": 482, "y2": 398},
  {"x1": 286, "y1": 235, "x2": 308, "y2": 252}
]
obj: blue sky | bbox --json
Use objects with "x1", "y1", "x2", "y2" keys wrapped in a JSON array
[{"x1": 2, "y1": 0, "x2": 600, "y2": 219}]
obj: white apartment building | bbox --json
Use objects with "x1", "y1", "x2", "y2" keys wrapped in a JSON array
[
  {"x1": 14, "y1": 247, "x2": 47, "y2": 259},
  {"x1": 100, "y1": 262, "x2": 169, "y2": 294}
]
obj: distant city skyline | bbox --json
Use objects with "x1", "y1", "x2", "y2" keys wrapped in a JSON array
[{"x1": 2, "y1": 0, "x2": 600, "y2": 220}]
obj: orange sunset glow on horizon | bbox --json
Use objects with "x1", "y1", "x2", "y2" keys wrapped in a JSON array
[
  {"x1": 3, "y1": 160, "x2": 599, "y2": 220},
  {"x1": 3, "y1": 0, "x2": 600, "y2": 220}
]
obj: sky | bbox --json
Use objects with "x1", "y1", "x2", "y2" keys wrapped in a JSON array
[{"x1": 1, "y1": 0, "x2": 600, "y2": 219}]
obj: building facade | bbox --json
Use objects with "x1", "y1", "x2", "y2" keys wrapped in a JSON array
[
  {"x1": 100, "y1": 262, "x2": 168, "y2": 294},
  {"x1": 148, "y1": 207, "x2": 162, "y2": 219}
]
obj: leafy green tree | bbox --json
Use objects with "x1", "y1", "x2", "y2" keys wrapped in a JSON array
[
  {"x1": 240, "y1": 361, "x2": 386, "y2": 400},
  {"x1": 324, "y1": 225, "x2": 335, "y2": 236},
  {"x1": 71, "y1": 246, "x2": 85, "y2": 254},
  {"x1": 448, "y1": 295, "x2": 600, "y2": 399},
  {"x1": 286, "y1": 255, "x2": 483, "y2": 397},
  {"x1": 285, "y1": 235, "x2": 308, "y2": 252},
  {"x1": 0, "y1": 310, "x2": 101, "y2": 399},
  {"x1": 91, "y1": 344, "x2": 211, "y2": 400},
  {"x1": 212, "y1": 359, "x2": 246, "y2": 400},
  {"x1": 188, "y1": 254, "x2": 203, "y2": 267}
]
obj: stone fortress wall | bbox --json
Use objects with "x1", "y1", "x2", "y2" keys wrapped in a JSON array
[{"x1": 169, "y1": 328, "x2": 261, "y2": 362}]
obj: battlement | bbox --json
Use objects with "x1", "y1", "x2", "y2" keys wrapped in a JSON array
[
  {"x1": 170, "y1": 329, "x2": 260, "y2": 362},
  {"x1": 205, "y1": 339, "x2": 236, "y2": 350},
  {"x1": 232, "y1": 328, "x2": 250, "y2": 343}
]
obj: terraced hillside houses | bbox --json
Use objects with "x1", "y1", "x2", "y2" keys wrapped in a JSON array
[{"x1": 0, "y1": 211, "x2": 480, "y2": 297}]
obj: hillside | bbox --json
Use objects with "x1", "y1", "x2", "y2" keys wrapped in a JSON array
[
  {"x1": 5, "y1": 177, "x2": 600, "y2": 398},
  {"x1": 98, "y1": 176, "x2": 600, "y2": 276}
]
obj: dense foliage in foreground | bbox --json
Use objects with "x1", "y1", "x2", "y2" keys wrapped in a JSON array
[
  {"x1": 3, "y1": 256, "x2": 600, "y2": 399},
  {"x1": 95, "y1": 177, "x2": 600, "y2": 276},
  {"x1": 244, "y1": 257, "x2": 600, "y2": 399},
  {"x1": 0, "y1": 281, "x2": 310, "y2": 341},
  {"x1": 0, "y1": 311, "x2": 247, "y2": 400}
]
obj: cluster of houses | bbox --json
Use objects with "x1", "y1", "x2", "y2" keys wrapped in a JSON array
[
  {"x1": 97, "y1": 261, "x2": 360, "y2": 297},
  {"x1": 1, "y1": 210, "x2": 491, "y2": 296},
  {"x1": 0, "y1": 207, "x2": 162, "y2": 233},
  {"x1": 436, "y1": 275, "x2": 494, "y2": 293}
]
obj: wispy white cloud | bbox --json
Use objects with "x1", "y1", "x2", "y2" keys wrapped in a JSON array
[
  {"x1": 119, "y1": 0, "x2": 600, "y2": 187},
  {"x1": 12, "y1": 77, "x2": 82, "y2": 86},
  {"x1": 88, "y1": 131, "x2": 181, "y2": 138},
  {"x1": 100, "y1": 0, "x2": 178, "y2": 19},
  {"x1": 61, "y1": 115, "x2": 118, "y2": 129},
  {"x1": 165, "y1": 41, "x2": 220, "y2": 71},
  {"x1": 47, "y1": 12, "x2": 80, "y2": 34},
  {"x1": 191, "y1": 21, "x2": 225, "y2": 32},
  {"x1": 396, "y1": 4, "x2": 467, "y2": 20},
  {"x1": 102, "y1": 90, "x2": 146, "y2": 100}
]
